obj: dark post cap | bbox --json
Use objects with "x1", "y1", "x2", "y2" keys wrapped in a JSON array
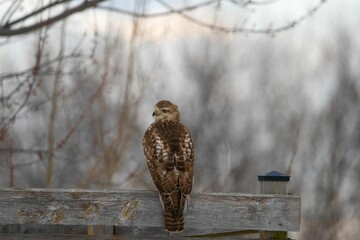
[{"x1": 258, "y1": 171, "x2": 290, "y2": 182}]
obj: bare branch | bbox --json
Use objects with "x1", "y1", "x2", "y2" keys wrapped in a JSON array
[
  {"x1": 228, "y1": 0, "x2": 283, "y2": 6},
  {"x1": 6, "y1": 139, "x2": 15, "y2": 187},
  {"x1": 0, "y1": 0, "x2": 22, "y2": 26},
  {"x1": 46, "y1": 14, "x2": 68, "y2": 187},
  {"x1": 55, "y1": 77, "x2": 105, "y2": 151},
  {"x1": 1, "y1": 53, "x2": 85, "y2": 82},
  {"x1": 0, "y1": 76, "x2": 30, "y2": 101},
  {"x1": 0, "y1": 147, "x2": 48, "y2": 154},
  {"x1": 0, "y1": 0, "x2": 328, "y2": 37},
  {"x1": 97, "y1": 0, "x2": 217, "y2": 18},
  {"x1": 3, "y1": 0, "x2": 69, "y2": 28},
  {"x1": 0, "y1": 75, "x2": 35, "y2": 130},
  {"x1": 155, "y1": 0, "x2": 327, "y2": 35},
  {"x1": 98, "y1": 0, "x2": 283, "y2": 18},
  {"x1": 0, "y1": 0, "x2": 106, "y2": 37},
  {"x1": 0, "y1": 22, "x2": 48, "y2": 131},
  {"x1": 0, "y1": 148, "x2": 49, "y2": 168}
]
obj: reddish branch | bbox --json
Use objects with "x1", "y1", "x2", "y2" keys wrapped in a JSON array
[{"x1": 55, "y1": 79, "x2": 105, "y2": 150}]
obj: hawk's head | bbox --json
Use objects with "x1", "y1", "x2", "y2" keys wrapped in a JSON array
[{"x1": 153, "y1": 100, "x2": 180, "y2": 122}]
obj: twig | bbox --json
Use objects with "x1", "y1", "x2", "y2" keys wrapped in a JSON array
[
  {"x1": 97, "y1": 0, "x2": 217, "y2": 18},
  {"x1": 7, "y1": 138, "x2": 15, "y2": 187},
  {"x1": 0, "y1": 0, "x2": 106, "y2": 36},
  {"x1": 155, "y1": 0, "x2": 327, "y2": 35}
]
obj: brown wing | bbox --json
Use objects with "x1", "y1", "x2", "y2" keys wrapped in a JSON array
[{"x1": 143, "y1": 120, "x2": 195, "y2": 232}]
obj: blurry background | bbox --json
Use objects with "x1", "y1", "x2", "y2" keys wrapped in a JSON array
[{"x1": 0, "y1": 0, "x2": 359, "y2": 239}]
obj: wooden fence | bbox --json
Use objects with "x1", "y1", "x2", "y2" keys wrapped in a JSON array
[{"x1": 0, "y1": 187, "x2": 300, "y2": 239}]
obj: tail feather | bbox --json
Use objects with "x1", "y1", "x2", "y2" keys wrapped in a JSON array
[
  {"x1": 161, "y1": 191, "x2": 187, "y2": 232},
  {"x1": 164, "y1": 210, "x2": 184, "y2": 232}
]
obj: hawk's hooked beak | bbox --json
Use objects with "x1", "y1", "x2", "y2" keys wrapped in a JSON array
[
  {"x1": 153, "y1": 108, "x2": 159, "y2": 117},
  {"x1": 153, "y1": 107, "x2": 160, "y2": 117}
]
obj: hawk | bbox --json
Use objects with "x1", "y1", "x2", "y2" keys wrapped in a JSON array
[{"x1": 143, "y1": 100, "x2": 195, "y2": 232}]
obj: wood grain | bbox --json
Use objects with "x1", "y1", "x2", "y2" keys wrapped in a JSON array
[{"x1": 0, "y1": 188, "x2": 300, "y2": 237}]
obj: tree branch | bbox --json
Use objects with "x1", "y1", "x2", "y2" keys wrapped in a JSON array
[
  {"x1": 3, "y1": 0, "x2": 69, "y2": 28},
  {"x1": 155, "y1": 0, "x2": 327, "y2": 35},
  {"x1": 0, "y1": 0, "x2": 106, "y2": 37},
  {"x1": 97, "y1": 0, "x2": 217, "y2": 18}
]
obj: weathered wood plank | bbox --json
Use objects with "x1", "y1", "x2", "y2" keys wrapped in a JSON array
[
  {"x1": 0, "y1": 188, "x2": 300, "y2": 237},
  {"x1": 0, "y1": 234, "x2": 262, "y2": 240}
]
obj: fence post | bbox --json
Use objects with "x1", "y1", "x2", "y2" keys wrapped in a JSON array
[{"x1": 258, "y1": 171, "x2": 290, "y2": 240}]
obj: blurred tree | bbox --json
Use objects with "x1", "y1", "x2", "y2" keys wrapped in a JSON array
[
  {"x1": 180, "y1": 37, "x2": 233, "y2": 192},
  {"x1": 301, "y1": 28, "x2": 360, "y2": 240}
]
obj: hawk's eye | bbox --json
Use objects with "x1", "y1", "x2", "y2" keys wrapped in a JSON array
[{"x1": 161, "y1": 108, "x2": 169, "y2": 113}]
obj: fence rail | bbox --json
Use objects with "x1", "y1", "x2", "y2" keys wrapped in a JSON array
[{"x1": 0, "y1": 188, "x2": 300, "y2": 238}]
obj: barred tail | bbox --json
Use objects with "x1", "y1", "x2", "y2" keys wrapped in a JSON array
[
  {"x1": 161, "y1": 191, "x2": 187, "y2": 232},
  {"x1": 164, "y1": 210, "x2": 184, "y2": 232}
]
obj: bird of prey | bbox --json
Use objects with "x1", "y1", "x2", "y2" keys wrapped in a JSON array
[{"x1": 143, "y1": 100, "x2": 195, "y2": 232}]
